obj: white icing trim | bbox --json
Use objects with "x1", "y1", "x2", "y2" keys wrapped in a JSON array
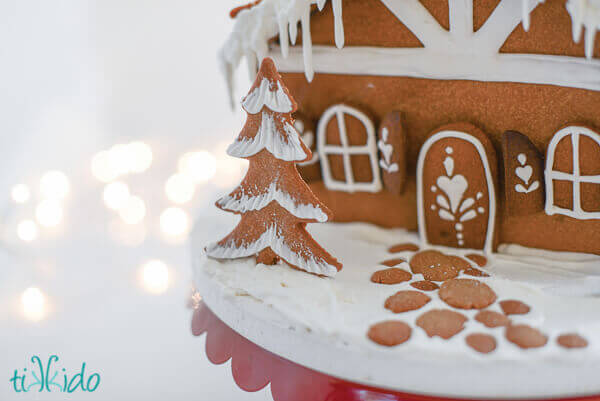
[
  {"x1": 379, "y1": 0, "x2": 450, "y2": 49},
  {"x1": 450, "y1": 0, "x2": 474, "y2": 40},
  {"x1": 221, "y1": 0, "x2": 598, "y2": 107},
  {"x1": 270, "y1": 46, "x2": 600, "y2": 92},
  {"x1": 417, "y1": 130, "x2": 497, "y2": 254},
  {"x1": 205, "y1": 224, "x2": 339, "y2": 277},
  {"x1": 242, "y1": 78, "x2": 294, "y2": 114},
  {"x1": 228, "y1": 112, "x2": 308, "y2": 162},
  {"x1": 317, "y1": 104, "x2": 382, "y2": 193},
  {"x1": 545, "y1": 125, "x2": 600, "y2": 220},
  {"x1": 475, "y1": 0, "x2": 542, "y2": 51},
  {"x1": 567, "y1": 0, "x2": 600, "y2": 59},
  {"x1": 217, "y1": 182, "x2": 329, "y2": 222}
]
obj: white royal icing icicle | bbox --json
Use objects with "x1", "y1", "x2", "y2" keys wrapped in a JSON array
[
  {"x1": 219, "y1": 0, "x2": 346, "y2": 106},
  {"x1": 567, "y1": 0, "x2": 600, "y2": 59},
  {"x1": 205, "y1": 224, "x2": 339, "y2": 277},
  {"x1": 242, "y1": 78, "x2": 294, "y2": 114},
  {"x1": 228, "y1": 112, "x2": 308, "y2": 162},
  {"x1": 217, "y1": 181, "x2": 329, "y2": 222}
]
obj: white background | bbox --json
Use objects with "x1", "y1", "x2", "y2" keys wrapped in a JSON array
[{"x1": 0, "y1": 0, "x2": 273, "y2": 399}]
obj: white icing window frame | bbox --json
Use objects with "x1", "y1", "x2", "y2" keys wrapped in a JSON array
[
  {"x1": 545, "y1": 126, "x2": 600, "y2": 220},
  {"x1": 416, "y1": 130, "x2": 497, "y2": 254},
  {"x1": 317, "y1": 104, "x2": 382, "y2": 193}
]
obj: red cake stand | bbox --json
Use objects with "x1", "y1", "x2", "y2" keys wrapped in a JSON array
[{"x1": 192, "y1": 302, "x2": 600, "y2": 401}]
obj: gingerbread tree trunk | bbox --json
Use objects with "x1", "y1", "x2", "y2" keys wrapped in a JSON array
[{"x1": 206, "y1": 58, "x2": 342, "y2": 277}]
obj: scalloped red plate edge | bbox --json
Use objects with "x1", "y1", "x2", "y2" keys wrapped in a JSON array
[{"x1": 191, "y1": 302, "x2": 600, "y2": 401}]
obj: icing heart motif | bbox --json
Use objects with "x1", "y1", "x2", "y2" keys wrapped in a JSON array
[
  {"x1": 378, "y1": 140, "x2": 394, "y2": 164},
  {"x1": 436, "y1": 174, "x2": 468, "y2": 213},
  {"x1": 378, "y1": 128, "x2": 398, "y2": 173},
  {"x1": 515, "y1": 165, "x2": 533, "y2": 185}
]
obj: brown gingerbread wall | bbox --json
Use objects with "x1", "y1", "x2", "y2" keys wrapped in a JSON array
[{"x1": 282, "y1": 71, "x2": 600, "y2": 255}]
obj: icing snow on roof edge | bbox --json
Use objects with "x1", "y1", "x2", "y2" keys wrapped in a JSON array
[
  {"x1": 219, "y1": 0, "x2": 599, "y2": 107},
  {"x1": 219, "y1": 0, "x2": 343, "y2": 108}
]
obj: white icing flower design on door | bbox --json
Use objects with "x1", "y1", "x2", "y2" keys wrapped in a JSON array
[
  {"x1": 429, "y1": 147, "x2": 486, "y2": 246},
  {"x1": 418, "y1": 131, "x2": 496, "y2": 252}
]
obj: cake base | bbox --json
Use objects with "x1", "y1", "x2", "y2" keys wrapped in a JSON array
[
  {"x1": 191, "y1": 302, "x2": 600, "y2": 401},
  {"x1": 192, "y1": 222, "x2": 600, "y2": 399}
]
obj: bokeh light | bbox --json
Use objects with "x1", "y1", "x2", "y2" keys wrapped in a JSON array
[
  {"x1": 127, "y1": 141, "x2": 153, "y2": 173},
  {"x1": 140, "y1": 260, "x2": 170, "y2": 294},
  {"x1": 165, "y1": 173, "x2": 196, "y2": 204},
  {"x1": 92, "y1": 142, "x2": 153, "y2": 182},
  {"x1": 35, "y1": 199, "x2": 63, "y2": 227},
  {"x1": 108, "y1": 144, "x2": 131, "y2": 177},
  {"x1": 177, "y1": 151, "x2": 217, "y2": 183},
  {"x1": 40, "y1": 170, "x2": 70, "y2": 200},
  {"x1": 21, "y1": 287, "x2": 46, "y2": 321},
  {"x1": 91, "y1": 150, "x2": 119, "y2": 183},
  {"x1": 213, "y1": 141, "x2": 248, "y2": 188},
  {"x1": 11, "y1": 184, "x2": 31, "y2": 204},
  {"x1": 17, "y1": 220, "x2": 39, "y2": 242},
  {"x1": 118, "y1": 195, "x2": 146, "y2": 225},
  {"x1": 160, "y1": 207, "x2": 190, "y2": 237},
  {"x1": 103, "y1": 181, "x2": 131, "y2": 210}
]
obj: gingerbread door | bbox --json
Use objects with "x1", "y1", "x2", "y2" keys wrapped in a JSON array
[{"x1": 417, "y1": 129, "x2": 497, "y2": 253}]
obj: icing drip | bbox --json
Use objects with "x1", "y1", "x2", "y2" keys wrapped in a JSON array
[
  {"x1": 567, "y1": 0, "x2": 600, "y2": 59},
  {"x1": 217, "y1": 181, "x2": 329, "y2": 222},
  {"x1": 242, "y1": 77, "x2": 294, "y2": 114},
  {"x1": 227, "y1": 112, "x2": 308, "y2": 161},
  {"x1": 205, "y1": 224, "x2": 339, "y2": 277},
  {"x1": 521, "y1": 0, "x2": 546, "y2": 31},
  {"x1": 219, "y1": 0, "x2": 346, "y2": 105}
]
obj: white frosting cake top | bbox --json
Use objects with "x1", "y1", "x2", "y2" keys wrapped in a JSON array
[{"x1": 193, "y1": 222, "x2": 600, "y2": 399}]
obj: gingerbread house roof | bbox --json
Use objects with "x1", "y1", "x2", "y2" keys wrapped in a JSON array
[{"x1": 219, "y1": 0, "x2": 600, "y2": 104}]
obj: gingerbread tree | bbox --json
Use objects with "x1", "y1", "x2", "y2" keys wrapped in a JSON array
[{"x1": 206, "y1": 58, "x2": 342, "y2": 277}]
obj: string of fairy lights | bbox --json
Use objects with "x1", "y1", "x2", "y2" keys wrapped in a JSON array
[{"x1": 14, "y1": 140, "x2": 246, "y2": 322}]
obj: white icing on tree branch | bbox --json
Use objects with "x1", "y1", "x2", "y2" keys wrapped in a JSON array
[
  {"x1": 205, "y1": 224, "x2": 339, "y2": 277},
  {"x1": 242, "y1": 78, "x2": 294, "y2": 114},
  {"x1": 227, "y1": 112, "x2": 309, "y2": 161},
  {"x1": 217, "y1": 182, "x2": 329, "y2": 222}
]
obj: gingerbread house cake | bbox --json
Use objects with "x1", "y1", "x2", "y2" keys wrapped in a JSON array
[{"x1": 192, "y1": 1, "x2": 600, "y2": 399}]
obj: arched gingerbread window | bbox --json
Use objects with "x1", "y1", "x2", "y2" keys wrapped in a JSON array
[
  {"x1": 317, "y1": 105, "x2": 382, "y2": 193},
  {"x1": 545, "y1": 126, "x2": 600, "y2": 219}
]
